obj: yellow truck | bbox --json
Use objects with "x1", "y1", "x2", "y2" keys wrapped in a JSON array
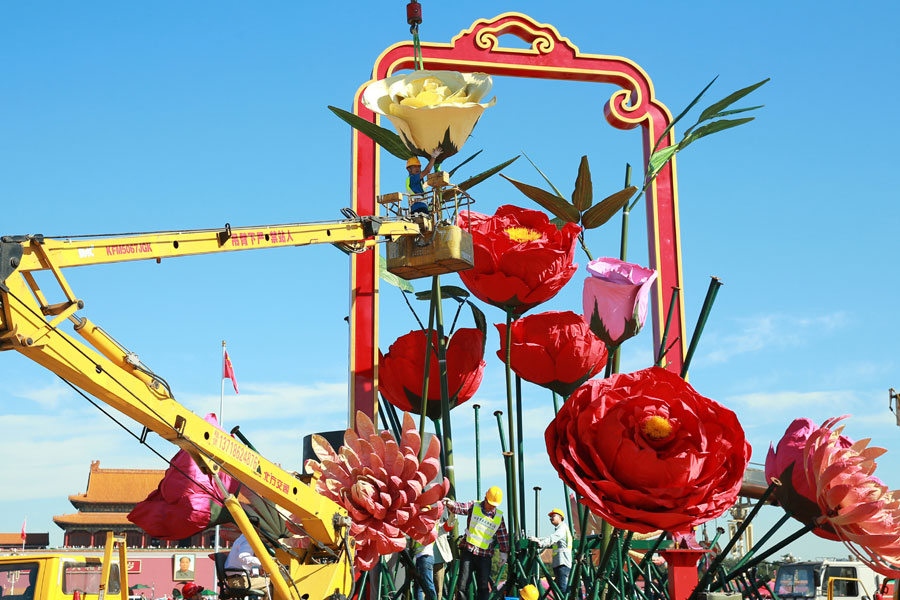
[{"x1": 0, "y1": 534, "x2": 128, "y2": 600}]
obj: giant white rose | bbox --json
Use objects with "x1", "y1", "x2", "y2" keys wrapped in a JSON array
[{"x1": 362, "y1": 70, "x2": 496, "y2": 162}]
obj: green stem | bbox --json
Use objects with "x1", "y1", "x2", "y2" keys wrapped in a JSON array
[
  {"x1": 417, "y1": 277, "x2": 438, "y2": 460},
  {"x1": 504, "y1": 309, "x2": 520, "y2": 534},
  {"x1": 552, "y1": 392, "x2": 574, "y2": 529},
  {"x1": 434, "y1": 277, "x2": 456, "y2": 499},
  {"x1": 473, "y1": 404, "x2": 482, "y2": 499},
  {"x1": 516, "y1": 374, "x2": 526, "y2": 533},
  {"x1": 680, "y1": 276, "x2": 723, "y2": 379},
  {"x1": 578, "y1": 233, "x2": 595, "y2": 262}
]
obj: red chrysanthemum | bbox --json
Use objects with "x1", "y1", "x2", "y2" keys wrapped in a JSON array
[
  {"x1": 545, "y1": 367, "x2": 750, "y2": 534},
  {"x1": 495, "y1": 310, "x2": 607, "y2": 398},
  {"x1": 458, "y1": 205, "x2": 581, "y2": 316},
  {"x1": 379, "y1": 328, "x2": 485, "y2": 419}
]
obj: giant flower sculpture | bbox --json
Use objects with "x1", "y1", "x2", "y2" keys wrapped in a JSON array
[
  {"x1": 379, "y1": 328, "x2": 485, "y2": 419},
  {"x1": 582, "y1": 257, "x2": 657, "y2": 349},
  {"x1": 765, "y1": 418, "x2": 853, "y2": 541},
  {"x1": 459, "y1": 205, "x2": 581, "y2": 316},
  {"x1": 545, "y1": 366, "x2": 750, "y2": 533},
  {"x1": 495, "y1": 310, "x2": 607, "y2": 398},
  {"x1": 800, "y1": 417, "x2": 900, "y2": 576},
  {"x1": 128, "y1": 413, "x2": 241, "y2": 540},
  {"x1": 305, "y1": 411, "x2": 448, "y2": 571},
  {"x1": 362, "y1": 70, "x2": 495, "y2": 162}
]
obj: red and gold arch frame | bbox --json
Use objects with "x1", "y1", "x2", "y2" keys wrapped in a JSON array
[{"x1": 348, "y1": 13, "x2": 687, "y2": 424}]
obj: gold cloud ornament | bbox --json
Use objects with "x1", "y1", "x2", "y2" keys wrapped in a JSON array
[{"x1": 362, "y1": 70, "x2": 496, "y2": 162}]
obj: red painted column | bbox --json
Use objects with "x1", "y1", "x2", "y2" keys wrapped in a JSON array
[{"x1": 659, "y1": 549, "x2": 710, "y2": 600}]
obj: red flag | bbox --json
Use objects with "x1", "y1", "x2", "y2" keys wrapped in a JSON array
[
  {"x1": 223, "y1": 350, "x2": 239, "y2": 394},
  {"x1": 20, "y1": 518, "x2": 26, "y2": 542}
]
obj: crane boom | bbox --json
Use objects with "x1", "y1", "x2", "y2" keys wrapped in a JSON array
[{"x1": 0, "y1": 213, "x2": 428, "y2": 600}]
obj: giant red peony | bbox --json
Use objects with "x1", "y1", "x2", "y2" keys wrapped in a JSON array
[
  {"x1": 379, "y1": 328, "x2": 485, "y2": 419},
  {"x1": 458, "y1": 205, "x2": 581, "y2": 316},
  {"x1": 545, "y1": 366, "x2": 750, "y2": 533},
  {"x1": 495, "y1": 310, "x2": 607, "y2": 398}
]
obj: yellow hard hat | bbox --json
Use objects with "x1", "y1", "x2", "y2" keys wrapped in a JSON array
[
  {"x1": 520, "y1": 584, "x2": 539, "y2": 600},
  {"x1": 485, "y1": 486, "x2": 503, "y2": 505},
  {"x1": 548, "y1": 508, "x2": 565, "y2": 519},
  {"x1": 406, "y1": 157, "x2": 421, "y2": 168}
]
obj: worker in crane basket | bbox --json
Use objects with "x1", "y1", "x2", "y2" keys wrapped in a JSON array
[
  {"x1": 443, "y1": 486, "x2": 509, "y2": 600},
  {"x1": 406, "y1": 150, "x2": 439, "y2": 214}
]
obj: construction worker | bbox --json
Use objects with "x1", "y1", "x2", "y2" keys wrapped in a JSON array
[
  {"x1": 528, "y1": 508, "x2": 573, "y2": 594},
  {"x1": 406, "y1": 150, "x2": 439, "y2": 214},
  {"x1": 520, "y1": 584, "x2": 539, "y2": 600},
  {"x1": 443, "y1": 486, "x2": 509, "y2": 600}
]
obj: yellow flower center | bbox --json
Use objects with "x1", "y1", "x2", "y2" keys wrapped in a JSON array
[
  {"x1": 641, "y1": 415, "x2": 673, "y2": 441},
  {"x1": 505, "y1": 227, "x2": 543, "y2": 243},
  {"x1": 399, "y1": 77, "x2": 471, "y2": 107}
]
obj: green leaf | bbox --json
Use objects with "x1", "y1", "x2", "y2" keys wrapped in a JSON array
[
  {"x1": 327, "y1": 105, "x2": 413, "y2": 160},
  {"x1": 651, "y1": 76, "x2": 718, "y2": 153},
  {"x1": 550, "y1": 217, "x2": 567, "y2": 230},
  {"x1": 696, "y1": 78, "x2": 769, "y2": 125},
  {"x1": 457, "y1": 155, "x2": 519, "y2": 191},
  {"x1": 522, "y1": 152, "x2": 566, "y2": 198},
  {"x1": 448, "y1": 149, "x2": 483, "y2": 177},
  {"x1": 379, "y1": 254, "x2": 414, "y2": 293},
  {"x1": 500, "y1": 174, "x2": 581, "y2": 223},
  {"x1": 415, "y1": 285, "x2": 470, "y2": 301},
  {"x1": 647, "y1": 145, "x2": 679, "y2": 178},
  {"x1": 705, "y1": 105, "x2": 764, "y2": 119},
  {"x1": 679, "y1": 117, "x2": 755, "y2": 151},
  {"x1": 581, "y1": 186, "x2": 637, "y2": 229},
  {"x1": 571, "y1": 155, "x2": 593, "y2": 212},
  {"x1": 466, "y1": 300, "x2": 487, "y2": 353}
]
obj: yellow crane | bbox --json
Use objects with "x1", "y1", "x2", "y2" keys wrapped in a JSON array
[{"x1": 0, "y1": 199, "x2": 471, "y2": 600}]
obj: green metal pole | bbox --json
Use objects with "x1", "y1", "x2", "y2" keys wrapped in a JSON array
[
  {"x1": 533, "y1": 487, "x2": 541, "y2": 536},
  {"x1": 418, "y1": 277, "x2": 439, "y2": 459},
  {"x1": 552, "y1": 392, "x2": 574, "y2": 528},
  {"x1": 473, "y1": 404, "x2": 482, "y2": 499},
  {"x1": 494, "y1": 410, "x2": 508, "y2": 453},
  {"x1": 516, "y1": 374, "x2": 526, "y2": 536},
  {"x1": 680, "y1": 276, "x2": 723, "y2": 378},
  {"x1": 434, "y1": 277, "x2": 456, "y2": 500},
  {"x1": 504, "y1": 309, "x2": 520, "y2": 534},
  {"x1": 502, "y1": 451, "x2": 518, "y2": 594},
  {"x1": 655, "y1": 287, "x2": 681, "y2": 367}
]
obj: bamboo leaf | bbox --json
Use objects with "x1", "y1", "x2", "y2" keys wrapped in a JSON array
[
  {"x1": 500, "y1": 174, "x2": 580, "y2": 223},
  {"x1": 647, "y1": 146, "x2": 679, "y2": 178},
  {"x1": 651, "y1": 76, "x2": 718, "y2": 153},
  {"x1": 379, "y1": 254, "x2": 414, "y2": 293},
  {"x1": 522, "y1": 152, "x2": 566, "y2": 198},
  {"x1": 581, "y1": 186, "x2": 637, "y2": 229},
  {"x1": 448, "y1": 149, "x2": 483, "y2": 177},
  {"x1": 328, "y1": 105, "x2": 413, "y2": 160},
  {"x1": 415, "y1": 285, "x2": 470, "y2": 301},
  {"x1": 696, "y1": 78, "x2": 769, "y2": 125},
  {"x1": 467, "y1": 300, "x2": 487, "y2": 353},
  {"x1": 550, "y1": 217, "x2": 567, "y2": 230},
  {"x1": 571, "y1": 155, "x2": 593, "y2": 212},
  {"x1": 457, "y1": 155, "x2": 519, "y2": 191},
  {"x1": 679, "y1": 117, "x2": 755, "y2": 151}
]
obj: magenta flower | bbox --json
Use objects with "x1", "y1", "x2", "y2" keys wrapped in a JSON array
[
  {"x1": 765, "y1": 418, "x2": 853, "y2": 541},
  {"x1": 802, "y1": 417, "x2": 900, "y2": 577},
  {"x1": 305, "y1": 411, "x2": 448, "y2": 571},
  {"x1": 582, "y1": 257, "x2": 657, "y2": 349}
]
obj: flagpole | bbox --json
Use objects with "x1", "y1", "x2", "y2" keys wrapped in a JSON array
[{"x1": 215, "y1": 340, "x2": 226, "y2": 555}]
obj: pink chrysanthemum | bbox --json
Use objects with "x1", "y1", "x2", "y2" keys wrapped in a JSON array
[
  {"x1": 804, "y1": 416, "x2": 900, "y2": 577},
  {"x1": 305, "y1": 411, "x2": 448, "y2": 571}
]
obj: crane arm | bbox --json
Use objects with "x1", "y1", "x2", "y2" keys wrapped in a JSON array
[
  {"x1": 0, "y1": 213, "x2": 427, "y2": 600},
  {"x1": 5, "y1": 215, "x2": 420, "y2": 273}
]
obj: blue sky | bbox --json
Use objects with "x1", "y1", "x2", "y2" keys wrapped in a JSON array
[{"x1": 2, "y1": 1, "x2": 898, "y2": 563}]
